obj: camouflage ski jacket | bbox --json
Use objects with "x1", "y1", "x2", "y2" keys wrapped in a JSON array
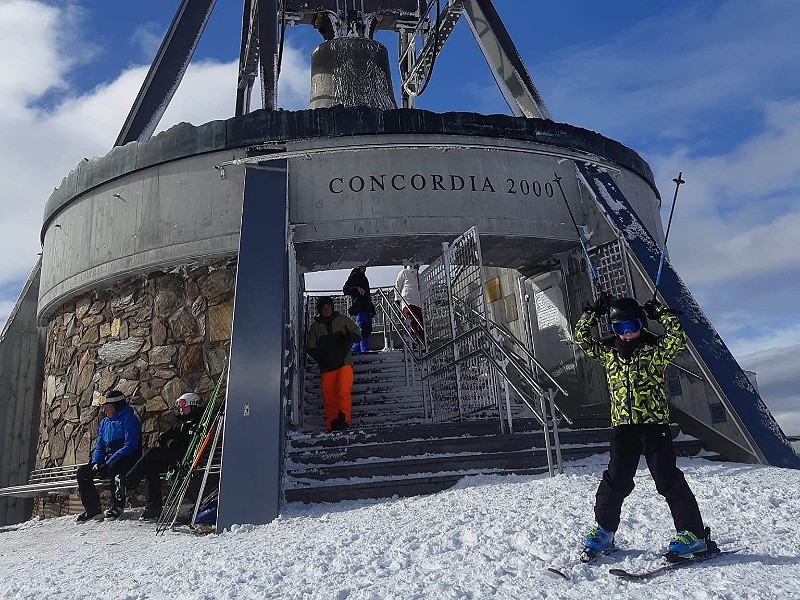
[{"x1": 575, "y1": 306, "x2": 687, "y2": 426}]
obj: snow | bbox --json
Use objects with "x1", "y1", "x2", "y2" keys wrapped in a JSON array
[{"x1": 3, "y1": 455, "x2": 800, "y2": 599}]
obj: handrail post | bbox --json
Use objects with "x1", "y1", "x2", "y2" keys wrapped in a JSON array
[
  {"x1": 539, "y1": 392, "x2": 554, "y2": 477},
  {"x1": 548, "y1": 388, "x2": 564, "y2": 475}
]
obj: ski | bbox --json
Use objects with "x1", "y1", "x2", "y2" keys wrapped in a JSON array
[
  {"x1": 609, "y1": 547, "x2": 744, "y2": 580},
  {"x1": 547, "y1": 546, "x2": 619, "y2": 580}
]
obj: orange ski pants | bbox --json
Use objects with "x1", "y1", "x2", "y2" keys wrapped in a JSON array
[{"x1": 320, "y1": 365, "x2": 353, "y2": 430}]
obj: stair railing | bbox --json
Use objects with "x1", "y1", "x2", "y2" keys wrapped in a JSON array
[
  {"x1": 373, "y1": 288, "x2": 427, "y2": 412},
  {"x1": 452, "y1": 296, "x2": 570, "y2": 403},
  {"x1": 446, "y1": 297, "x2": 571, "y2": 476},
  {"x1": 419, "y1": 323, "x2": 565, "y2": 475}
]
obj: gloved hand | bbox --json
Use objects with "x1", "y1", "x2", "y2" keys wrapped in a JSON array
[
  {"x1": 642, "y1": 298, "x2": 664, "y2": 319},
  {"x1": 92, "y1": 462, "x2": 105, "y2": 473},
  {"x1": 584, "y1": 291, "x2": 611, "y2": 317}
]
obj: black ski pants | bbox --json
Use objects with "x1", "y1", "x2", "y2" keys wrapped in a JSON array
[
  {"x1": 125, "y1": 446, "x2": 176, "y2": 512},
  {"x1": 594, "y1": 424, "x2": 704, "y2": 537},
  {"x1": 77, "y1": 455, "x2": 139, "y2": 513}
]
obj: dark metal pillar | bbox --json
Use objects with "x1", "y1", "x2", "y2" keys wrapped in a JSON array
[
  {"x1": 461, "y1": 0, "x2": 551, "y2": 120},
  {"x1": 115, "y1": 0, "x2": 218, "y2": 146},
  {"x1": 258, "y1": 0, "x2": 279, "y2": 111},
  {"x1": 216, "y1": 158, "x2": 289, "y2": 532}
]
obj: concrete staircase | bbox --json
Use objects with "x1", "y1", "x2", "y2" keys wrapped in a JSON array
[
  {"x1": 301, "y1": 350, "x2": 426, "y2": 431},
  {"x1": 288, "y1": 350, "x2": 704, "y2": 505}
]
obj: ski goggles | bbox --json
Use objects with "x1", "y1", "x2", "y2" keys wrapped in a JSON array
[{"x1": 611, "y1": 318, "x2": 643, "y2": 335}]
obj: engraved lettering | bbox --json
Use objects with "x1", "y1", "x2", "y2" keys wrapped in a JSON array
[
  {"x1": 391, "y1": 174, "x2": 406, "y2": 190},
  {"x1": 411, "y1": 174, "x2": 426, "y2": 191},
  {"x1": 370, "y1": 175, "x2": 385, "y2": 192},
  {"x1": 349, "y1": 176, "x2": 365, "y2": 192},
  {"x1": 482, "y1": 177, "x2": 496, "y2": 193},
  {"x1": 432, "y1": 175, "x2": 445, "y2": 191},
  {"x1": 506, "y1": 178, "x2": 516, "y2": 194},
  {"x1": 450, "y1": 175, "x2": 464, "y2": 191},
  {"x1": 330, "y1": 177, "x2": 344, "y2": 194}
]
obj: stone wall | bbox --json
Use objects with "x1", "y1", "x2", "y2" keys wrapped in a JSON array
[{"x1": 37, "y1": 259, "x2": 236, "y2": 468}]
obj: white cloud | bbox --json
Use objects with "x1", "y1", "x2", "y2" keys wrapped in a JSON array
[
  {"x1": 0, "y1": 1, "x2": 310, "y2": 300},
  {"x1": 536, "y1": 0, "x2": 800, "y2": 145},
  {"x1": 131, "y1": 21, "x2": 163, "y2": 61}
]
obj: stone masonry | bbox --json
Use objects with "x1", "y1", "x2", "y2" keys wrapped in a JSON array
[{"x1": 36, "y1": 258, "x2": 236, "y2": 469}]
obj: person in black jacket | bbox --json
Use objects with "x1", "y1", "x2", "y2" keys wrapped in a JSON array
[
  {"x1": 121, "y1": 392, "x2": 203, "y2": 520},
  {"x1": 342, "y1": 265, "x2": 376, "y2": 353}
]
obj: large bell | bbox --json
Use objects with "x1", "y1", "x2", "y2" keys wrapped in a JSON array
[{"x1": 310, "y1": 37, "x2": 398, "y2": 110}]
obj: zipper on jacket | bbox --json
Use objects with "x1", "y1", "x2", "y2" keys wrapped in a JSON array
[{"x1": 626, "y1": 360, "x2": 635, "y2": 424}]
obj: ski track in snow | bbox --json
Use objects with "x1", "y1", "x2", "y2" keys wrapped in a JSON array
[{"x1": 2, "y1": 456, "x2": 800, "y2": 599}]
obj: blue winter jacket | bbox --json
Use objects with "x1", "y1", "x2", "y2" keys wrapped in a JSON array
[{"x1": 91, "y1": 403, "x2": 141, "y2": 467}]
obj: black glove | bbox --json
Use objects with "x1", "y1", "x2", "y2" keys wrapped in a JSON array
[
  {"x1": 642, "y1": 298, "x2": 663, "y2": 319},
  {"x1": 584, "y1": 291, "x2": 611, "y2": 317}
]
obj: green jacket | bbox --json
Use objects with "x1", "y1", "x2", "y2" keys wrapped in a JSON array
[
  {"x1": 306, "y1": 312, "x2": 361, "y2": 373},
  {"x1": 575, "y1": 306, "x2": 687, "y2": 426}
]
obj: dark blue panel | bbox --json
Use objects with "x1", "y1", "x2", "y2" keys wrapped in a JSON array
[
  {"x1": 576, "y1": 162, "x2": 800, "y2": 468},
  {"x1": 217, "y1": 161, "x2": 288, "y2": 532}
]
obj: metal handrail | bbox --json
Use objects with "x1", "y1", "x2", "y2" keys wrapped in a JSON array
[
  {"x1": 374, "y1": 288, "x2": 425, "y2": 356},
  {"x1": 378, "y1": 285, "x2": 427, "y2": 351},
  {"x1": 452, "y1": 295, "x2": 569, "y2": 398},
  {"x1": 423, "y1": 345, "x2": 548, "y2": 429}
]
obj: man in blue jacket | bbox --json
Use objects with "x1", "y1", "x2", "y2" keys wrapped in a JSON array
[{"x1": 75, "y1": 390, "x2": 141, "y2": 522}]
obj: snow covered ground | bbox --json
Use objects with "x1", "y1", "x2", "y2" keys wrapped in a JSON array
[{"x1": 2, "y1": 455, "x2": 799, "y2": 599}]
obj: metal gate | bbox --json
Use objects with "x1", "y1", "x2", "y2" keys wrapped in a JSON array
[{"x1": 419, "y1": 227, "x2": 500, "y2": 422}]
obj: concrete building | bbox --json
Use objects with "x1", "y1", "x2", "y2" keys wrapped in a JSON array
[{"x1": 1, "y1": 0, "x2": 797, "y2": 528}]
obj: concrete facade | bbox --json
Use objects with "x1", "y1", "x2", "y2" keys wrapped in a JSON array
[{"x1": 0, "y1": 264, "x2": 45, "y2": 526}]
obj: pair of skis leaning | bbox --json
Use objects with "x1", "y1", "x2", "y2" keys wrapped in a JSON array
[{"x1": 155, "y1": 367, "x2": 227, "y2": 535}]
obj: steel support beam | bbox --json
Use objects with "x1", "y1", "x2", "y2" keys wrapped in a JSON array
[
  {"x1": 216, "y1": 158, "x2": 289, "y2": 532},
  {"x1": 236, "y1": 0, "x2": 258, "y2": 116},
  {"x1": 461, "y1": 0, "x2": 551, "y2": 119},
  {"x1": 115, "y1": 0, "x2": 218, "y2": 146},
  {"x1": 236, "y1": 0, "x2": 278, "y2": 115},
  {"x1": 259, "y1": 0, "x2": 279, "y2": 111}
]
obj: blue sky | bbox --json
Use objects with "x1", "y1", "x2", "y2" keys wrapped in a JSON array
[{"x1": 1, "y1": 0, "x2": 798, "y2": 433}]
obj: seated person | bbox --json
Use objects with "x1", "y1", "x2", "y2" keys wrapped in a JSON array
[
  {"x1": 75, "y1": 390, "x2": 141, "y2": 522},
  {"x1": 122, "y1": 392, "x2": 203, "y2": 520}
]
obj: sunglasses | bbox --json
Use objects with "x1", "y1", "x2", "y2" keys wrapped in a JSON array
[{"x1": 611, "y1": 318, "x2": 643, "y2": 335}]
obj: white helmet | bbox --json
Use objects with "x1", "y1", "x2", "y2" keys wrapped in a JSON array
[{"x1": 177, "y1": 392, "x2": 201, "y2": 407}]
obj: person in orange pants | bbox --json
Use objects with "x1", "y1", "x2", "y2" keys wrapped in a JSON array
[{"x1": 306, "y1": 296, "x2": 362, "y2": 431}]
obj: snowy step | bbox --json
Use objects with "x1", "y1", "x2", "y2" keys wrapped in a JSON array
[{"x1": 286, "y1": 445, "x2": 610, "y2": 482}]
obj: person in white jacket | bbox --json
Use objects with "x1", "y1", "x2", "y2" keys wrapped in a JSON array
[{"x1": 394, "y1": 264, "x2": 425, "y2": 342}]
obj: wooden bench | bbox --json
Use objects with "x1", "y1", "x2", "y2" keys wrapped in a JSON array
[{"x1": 0, "y1": 450, "x2": 222, "y2": 499}]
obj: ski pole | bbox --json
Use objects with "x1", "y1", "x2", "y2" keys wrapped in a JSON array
[
  {"x1": 652, "y1": 172, "x2": 685, "y2": 301},
  {"x1": 553, "y1": 173, "x2": 603, "y2": 294}
]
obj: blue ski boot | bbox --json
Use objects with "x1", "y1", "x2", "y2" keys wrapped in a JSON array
[
  {"x1": 582, "y1": 524, "x2": 615, "y2": 562},
  {"x1": 666, "y1": 529, "x2": 708, "y2": 560}
]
